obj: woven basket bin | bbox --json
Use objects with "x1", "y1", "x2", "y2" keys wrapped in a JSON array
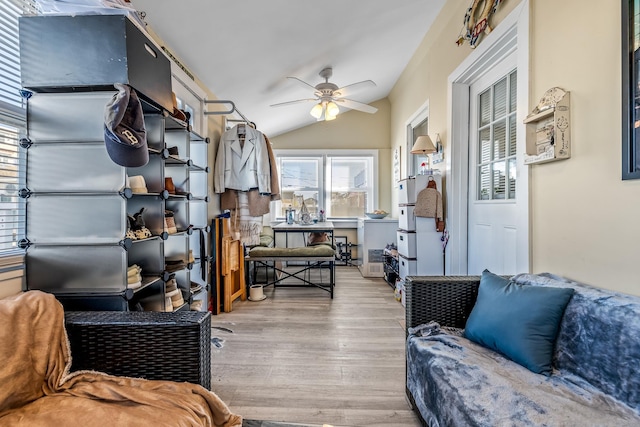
[{"x1": 65, "y1": 310, "x2": 211, "y2": 389}]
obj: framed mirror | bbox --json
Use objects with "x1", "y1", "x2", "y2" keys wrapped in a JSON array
[{"x1": 622, "y1": 0, "x2": 640, "y2": 179}]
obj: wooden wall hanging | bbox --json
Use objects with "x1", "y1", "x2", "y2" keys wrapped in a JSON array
[{"x1": 456, "y1": 0, "x2": 503, "y2": 48}]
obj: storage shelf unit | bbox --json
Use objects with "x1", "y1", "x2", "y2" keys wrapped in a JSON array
[
  {"x1": 19, "y1": 14, "x2": 210, "y2": 312},
  {"x1": 397, "y1": 173, "x2": 444, "y2": 280}
]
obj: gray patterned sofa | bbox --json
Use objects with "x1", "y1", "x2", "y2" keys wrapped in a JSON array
[{"x1": 405, "y1": 272, "x2": 640, "y2": 426}]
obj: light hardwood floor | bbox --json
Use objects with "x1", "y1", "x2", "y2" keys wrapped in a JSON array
[{"x1": 209, "y1": 266, "x2": 422, "y2": 427}]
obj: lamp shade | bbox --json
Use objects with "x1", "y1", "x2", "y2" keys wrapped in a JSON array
[
  {"x1": 326, "y1": 101, "x2": 339, "y2": 117},
  {"x1": 310, "y1": 103, "x2": 324, "y2": 119},
  {"x1": 411, "y1": 135, "x2": 437, "y2": 155}
]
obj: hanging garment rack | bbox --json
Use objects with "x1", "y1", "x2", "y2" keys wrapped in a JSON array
[{"x1": 204, "y1": 100, "x2": 256, "y2": 128}]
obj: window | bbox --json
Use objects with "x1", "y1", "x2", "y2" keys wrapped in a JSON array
[
  {"x1": 622, "y1": 0, "x2": 640, "y2": 179},
  {"x1": 0, "y1": 0, "x2": 35, "y2": 254},
  {"x1": 476, "y1": 70, "x2": 517, "y2": 201},
  {"x1": 274, "y1": 150, "x2": 378, "y2": 220}
]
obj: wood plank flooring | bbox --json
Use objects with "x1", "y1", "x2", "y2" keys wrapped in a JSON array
[{"x1": 209, "y1": 266, "x2": 422, "y2": 427}]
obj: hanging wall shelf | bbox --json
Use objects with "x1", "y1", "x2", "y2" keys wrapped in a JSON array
[{"x1": 523, "y1": 87, "x2": 571, "y2": 165}]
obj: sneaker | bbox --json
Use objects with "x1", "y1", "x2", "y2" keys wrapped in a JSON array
[
  {"x1": 190, "y1": 300, "x2": 203, "y2": 311},
  {"x1": 164, "y1": 296, "x2": 173, "y2": 312}
]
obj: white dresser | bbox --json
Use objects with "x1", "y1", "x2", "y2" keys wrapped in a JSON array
[
  {"x1": 357, "y1": 218, "x2": 399, "y2": 277},
  {"x1": 397, "y1": 173, "x2": 444, "y2": 279}
]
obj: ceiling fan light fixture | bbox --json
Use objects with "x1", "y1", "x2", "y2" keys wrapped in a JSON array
[
  {"x1": 324, "y1": 112, "x2": 337, "y2": 121},
  {"x1": 310, "y1": 102, "x2": 324, "y2": 119},
  {"x1": 326, "y1": 101, "x2": 339, "y2": 117}
]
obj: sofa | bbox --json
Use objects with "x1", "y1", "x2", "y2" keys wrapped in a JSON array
[
  {"x1": 405, "y1": 272, "x2": 640, "y2": 426},
  {"x1": 0, "y1": 290, "x2": 242, "y2": 426}
]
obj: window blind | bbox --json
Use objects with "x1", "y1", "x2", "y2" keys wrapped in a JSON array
[{"x1": 0, "y1": 0, "x2": 36, "y2": 254}]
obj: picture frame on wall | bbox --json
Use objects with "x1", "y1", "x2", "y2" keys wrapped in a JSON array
[{"x1": 622, "y1": 0, "x2": 640, "y2": 179}]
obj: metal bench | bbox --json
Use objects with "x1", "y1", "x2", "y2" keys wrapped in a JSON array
[{"x1": 245, "y1": 244, "x2": 336, "y2": 298}]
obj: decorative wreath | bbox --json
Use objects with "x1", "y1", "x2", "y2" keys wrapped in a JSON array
[{"x1": 456, "y1": 0, "x2": 503, "y2": 48}]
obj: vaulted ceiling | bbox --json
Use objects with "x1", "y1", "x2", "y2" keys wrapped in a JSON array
[{"x1": 130, "y1": 0, "x2": 446, "y2": 136}]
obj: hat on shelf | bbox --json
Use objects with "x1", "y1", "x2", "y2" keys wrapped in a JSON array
[
  {"x1": 128, "y1": 175, "x2": 148, "y2": 194},
  {"x1": 104, "y1": 83, "x2": 149, "y2": 167}
]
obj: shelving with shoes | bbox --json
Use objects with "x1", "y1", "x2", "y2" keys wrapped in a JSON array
[{"x1": 18, "y1": 14, "x2": 210, "y2": 312}]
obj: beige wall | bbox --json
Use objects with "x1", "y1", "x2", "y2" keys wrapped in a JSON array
[
  {"x1": 528, "y1": 0, "x2": 640, "y2": 293},
  {"x1": 270, "y1": 98, "x2": 393, "y2": 213},
  {"x1": 388, "y1": 0, "x2": 640, "y2": 295},
  {"x1": 272, "y1": 0, "x2": 640, "y2": 295}
]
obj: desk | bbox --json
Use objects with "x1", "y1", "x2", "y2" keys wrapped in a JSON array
[{"x1": 271, "y1": 221, "x2": 334, "y2": 247}]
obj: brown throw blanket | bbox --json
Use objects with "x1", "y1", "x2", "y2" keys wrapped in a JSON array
[{"x1": 0, "y1": 291, "x2": 242, "y2": 427}]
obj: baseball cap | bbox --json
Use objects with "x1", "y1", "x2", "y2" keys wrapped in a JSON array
[{"x1": 104, "y1": 83, "x2": 149, "y2": 167}]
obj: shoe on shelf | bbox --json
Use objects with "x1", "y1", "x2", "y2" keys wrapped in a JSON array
[
  {"x1": 127, "y1": 266, "x2": 142, "y2": 290},
  {"x1": 128, "y1": 175, "x2": 148, "y2": 194},
  {"x1": 164, "y1": 296, "x2": 174, "y2": 312},
  {"x1": 164, "y1": 210, "x2": 178, "y2": 234},
  {"x1": 190, "y1": 300, "x2": 203, "y2": 311},
  {"x1": 128, "y1": 208, "x2": 153, "y2": 240},
  {"x1": 190, "y1": 281, "x2": 202, "y2": 293},
  {"x1": 165, "y1": 177, "x2": 176, "y2": 194},
  {"x1": 170, "y1": 290, "x2": 184, "y2": 309},
  {"x1": 188, "y1": 249, "x2": 195, "y2": 264},
  {"x1": 167, "y1": 146, "x2": 179, "y2": 157},
  {"x1": 165, "y1": 277, "x2": 178, "y2": 293}
]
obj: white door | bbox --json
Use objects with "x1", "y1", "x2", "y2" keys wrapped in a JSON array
[{"x1": 467, "y1": 53, "x2": 518, "y2": 275}]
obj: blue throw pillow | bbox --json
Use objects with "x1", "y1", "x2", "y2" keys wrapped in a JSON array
[{"x1": 463, "y1": 270, "x2": 574, "y2": 375}]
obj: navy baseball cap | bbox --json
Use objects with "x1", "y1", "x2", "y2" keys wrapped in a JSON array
[{"x1": 104, "y1": 83, "x2": 149, "y2": 167}]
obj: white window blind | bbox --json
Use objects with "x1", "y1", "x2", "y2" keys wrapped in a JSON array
[{"x1": 0, "y1": 0, "x2": 36, "y2": 254}]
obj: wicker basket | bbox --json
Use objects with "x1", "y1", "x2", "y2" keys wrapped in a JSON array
[{"x1": 65, "y1": 310, "x2": 211, "y2": 389}]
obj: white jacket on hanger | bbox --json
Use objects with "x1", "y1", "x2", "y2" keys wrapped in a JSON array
[{"x1": 214, "y1": 125, "x2": 271, "y2": 194}]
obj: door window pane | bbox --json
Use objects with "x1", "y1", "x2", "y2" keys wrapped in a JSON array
[{"x1": 476, "y1": 70, "x2": 517, "y2": 201}]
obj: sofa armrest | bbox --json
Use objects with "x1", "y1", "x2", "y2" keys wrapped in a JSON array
[
  {"x1": 64, "y1": 311, "x2": 211, "y2": 390},
  {"x1": 405, "y1": 275, "x2": 481, "y2": 333}
]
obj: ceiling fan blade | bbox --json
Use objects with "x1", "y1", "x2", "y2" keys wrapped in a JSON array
[
  {"x1": 287, "y1": 76, "x2": 321, "y2": 95},
  {"x1": 270, "y1": 98, "x2": 318, "y2": 108},
  {"x1": 335, "y1": 98, "x2": 378, "y2": 114},
  {"x1": 334, "y1": 80, "x2": 376, "y2": 98}
]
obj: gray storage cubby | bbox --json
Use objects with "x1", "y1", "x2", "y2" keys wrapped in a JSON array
[
  {"x1": 20, "y1": 27, "x2": 210, "y2": 311},
  {"x1": 26, "y1": 142, "x2": 125, "y2": 193},
  {"x1": 26, "y1": 194, "x2": 127, "y2": 244},
  {"x1": 26, "y1": 245, "x2": 128, "y2": 293}
]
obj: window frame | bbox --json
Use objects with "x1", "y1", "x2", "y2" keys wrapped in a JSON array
[
  {"x1": 0, "y1": 0, "x2": 35, "y2": 258},
  {"x1": 273, "y1": 149, "x2": 379, "y2": 221},
  {"x1": 622, "y1": 0, "x2": 640, "y2": 179}
]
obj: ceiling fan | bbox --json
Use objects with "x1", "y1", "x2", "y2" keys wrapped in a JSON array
[{"x1": 270, "y1": 67, "x2": 378, "y2": 121}]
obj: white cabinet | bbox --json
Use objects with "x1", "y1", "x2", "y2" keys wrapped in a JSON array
[
  {"x1": 357, "y1": 218, "x2": 398, "y2": 278},
  {"x1": 397, "y1": 173, "x2": 444, "y2": 279}
]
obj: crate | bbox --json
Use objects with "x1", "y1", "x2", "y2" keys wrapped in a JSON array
[{"x1": 19, "y1": 14, "x2": 172, "y2": 111}]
